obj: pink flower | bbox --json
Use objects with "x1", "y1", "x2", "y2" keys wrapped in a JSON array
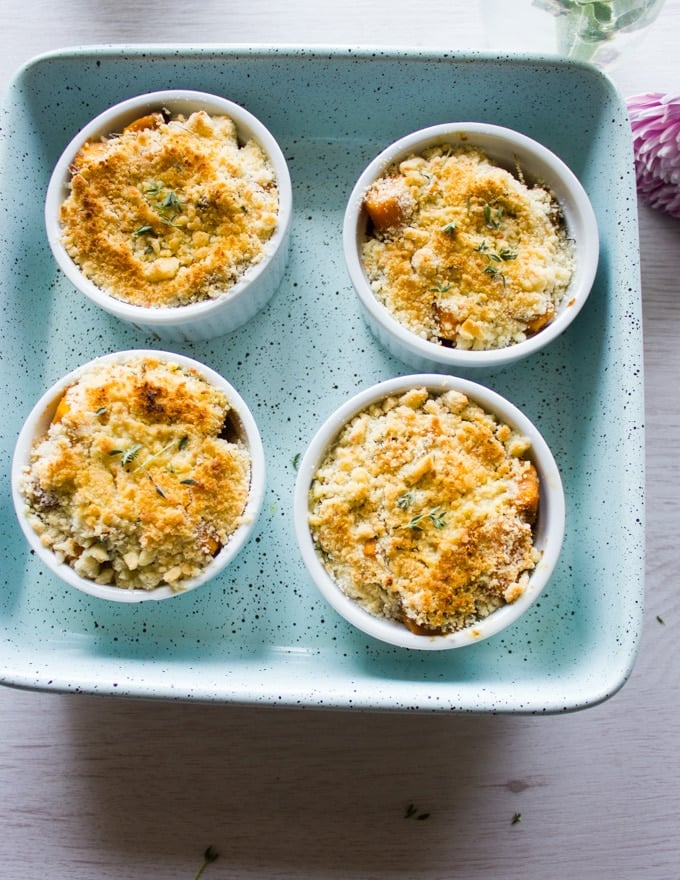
[{"x1": 627, "y1": 92, "x2": 680, "y2": 218}]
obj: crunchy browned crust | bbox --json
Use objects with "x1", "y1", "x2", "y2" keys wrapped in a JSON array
[
  {"x1": 60, "y1": 110, "x2": 279, "y2": 308},
  {"x1": 361, "y1": 145, "x2": 574, "y2": 350},
  {"x1": 308, "y1": 387, "x2": 540, "y2": 633},
  {"x1": 20, "y1": 356, "x2": 251, "y2": 590}
]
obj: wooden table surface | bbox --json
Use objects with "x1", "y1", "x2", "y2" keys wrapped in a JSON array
[{"x1": 1, "y1": 2, "x2": 678, "y2": 878}]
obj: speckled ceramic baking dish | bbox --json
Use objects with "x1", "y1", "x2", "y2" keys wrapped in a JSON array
[{"x1": 0, "y1": 46, "x2": 644, "y2": 714}]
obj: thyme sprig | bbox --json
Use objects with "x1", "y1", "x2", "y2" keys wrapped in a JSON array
[
  {"x1": 404, "y1": 803, "x2": 431, "y2": 820},
  {"x1": 108, "y1": 436, "x2": 195, "y2": 491},
  {"x1": 135, "y1": 436, "x2": 189, "y2": 472},
  {"x1": 483, "y1": 263, "x2": 507, "y2": 287},
  {"x1": 142, "y1": 180, "x2": 185, "y2": 227},
  {"x1": 484, "y1": 202, "x2": 504, "y2": 229},
  {"x1": 430, "y1": 281, "x2": 452, "y2": 294},
  {"x1": 108, "y1": 443, "x2": 143, "y2": 467},
  {"x1": 401, "y1": 505, "x2": 447, "y2": 531},
  {"x1": 194, "y1": 846, "x2": 219, "y2": 880},
  {"x1": 397, "y1": 490, "x2": 416, "y2": 510},
  {"x1": 475, "y1": 241, "x2": 517, "y2": 262},
  {"x1": 476, "y1": 239, "x2": 517, "y2": 288}
]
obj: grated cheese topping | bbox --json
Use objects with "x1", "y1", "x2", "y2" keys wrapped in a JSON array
[
  {"x1": 308, "y1": 387, "x2": 540, "y2": 634},
  {"x1": 20, "y1": 356, "x2": 251, "y2": 590},
  {"x1": 59, "y1": 109, "x2": 279, "y2": 308},
  {"x1": 361, "y1": 144, "x2": 575, "y2": 350}
]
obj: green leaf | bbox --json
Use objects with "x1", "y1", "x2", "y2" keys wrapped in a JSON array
[
  {"x1": 592, "y1": 1, "x2": 613, "y2": 23},
  {"x1": 121, "y1": 443, "x2": 143, "y2": 466},
  {"x1": 193, "y1": 846, "x2": 219, "y2": 880}
]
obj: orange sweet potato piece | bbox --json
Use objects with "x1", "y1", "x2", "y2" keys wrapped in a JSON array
[
  {"x1": 364, "y1": 177, "x2": 413, "y2": 232},
  {"x1": 433, "y1": 302, "x2": 460, "y2": 343},
  {"x1": 514, "y1": 464, "x2": 540, "y2": 524},
  {"x1": 198, "y1": 531, "x2": 221, "y2": 557},
  {"x1": 51, "y1": 393, "x2": 71, "y2": 425},
  {"x1": 525, "y1": 303, "x2": 555, "y2": 336},
  {"x1": 122, "y1": 112, "x2": 165, "y2": 134}
]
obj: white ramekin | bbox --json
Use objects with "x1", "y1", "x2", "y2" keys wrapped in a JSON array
[
  {"x1": 45, "y1": 90, "x2": 292, "y2": 342},
  {"x1": 343, "y1": 122, "x2": 599, "y2": 371},
  {"x1": 12, "y1": 349, "x2": 266, "y2": 602},
  {"x1": 294, "y1": 373, "x2": 565, "y2": 650}
]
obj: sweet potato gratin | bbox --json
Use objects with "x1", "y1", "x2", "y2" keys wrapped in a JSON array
[
  {"x1": 59, "y1": 108, "x2": 279, "y2": 308},
  {"x1": 19, "y1": 356, "x2": 251, "y2": 590},
  {"x1": 361, "y1": 145, "x2": 574, "y2": 350},
  {"x1": 308, "y1": 387, "x2": 540, "y2": 634}
]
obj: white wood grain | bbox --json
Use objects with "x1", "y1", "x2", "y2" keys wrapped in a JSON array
[{"x1": 1, "y1": 2, "x2": 679, "y2": 878}]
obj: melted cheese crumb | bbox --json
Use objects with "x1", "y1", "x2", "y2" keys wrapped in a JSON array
[
  {"x1": 60, "y1": 109, "x2": 279, "y2": 308},
  {"x1": 361, "y1": 145, "x2": 574, "y2": 350},
  {"x1": 308, "y1": 387, "x2": 540, "y2": 634},
  {"x1": 20, "y1": 356, "x2": 251, "y2": 590}
]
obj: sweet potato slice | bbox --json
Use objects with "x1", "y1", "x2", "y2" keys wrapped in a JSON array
[
  {"x1": 363, "y1": 177, "x2": 414, "y2": 232},
  {"x1": 525, "y1": 303, "x2": 555, "y2": 336},
  {"x1": 122, "y1": 112, "x2": 165, "y2": 134},
  {"x1": 51, "y1": 393, "x2": 71, "y2": 425},
  {"x1": 433, "y1": 302, "x2": 460, "y2": 343},
  {"x1": 514, "y1": 464, "x2": 540, "y2": 525}
]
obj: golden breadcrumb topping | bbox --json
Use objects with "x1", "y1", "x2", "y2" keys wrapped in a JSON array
[
  {"x1": 308, "y1": 387, "x2": 540, "y2": 634},
  {"x1": 20, "y1": 356, "x2": 251, "y2": 590},
  {"x1": 361, "y1": 144, "x2": 574, "y2": 350},
  {"x1": 60, "y1": 109, "x2": 279, "y2": 308}
]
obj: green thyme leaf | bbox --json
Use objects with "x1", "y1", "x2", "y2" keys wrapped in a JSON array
[
  {"x1": 109, "y1": 444, "x2": 143, "y2": 466},
  {"x1": 405, "y1": 512, "x2": 428, "y2": 530},
  {"x1": 397, "y1": 490, "x2": 416, "y2": 510},
  {"x1": 162, "y1": 190, "x2": 182, "y2": 212},
  {"x1": 484, "y1": 203, "x2": 504, "y2": 229},
  {"x1": 120, "y1": 443, "x2": 143, "y2": 466},
  {"x1": 483, "y1": 264, "x2": 507, "y2": 287},
  {"x1": 402, "y1": 506, "x2": 447, "y2": 531},
  {"x1": 512, "y1": 812, "x2": 522, "y2": 825}
]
